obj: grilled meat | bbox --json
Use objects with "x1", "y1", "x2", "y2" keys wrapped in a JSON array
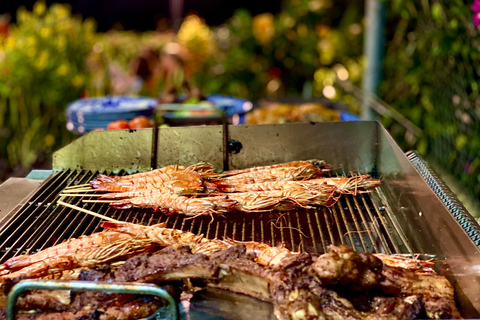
[
  {"x1": 70, "y1": 266, "x2": 134, "y2": 311},
  {"x1": 97, "y1": 296, "x2": 167, "y2": 320},
  {"x1": 15, "y1": 290, "x2": 72, "y2": 312},
  {"x1": 115, "y1": 246, "x2": 217, "y2": 283},
  {"x1": 312, "y1": 245, "x2": 383, "y2": 291},
  {"x1": 424, "y1": 296, "x2": 462, "y2": 319},
  {"x1": 1, "y1": 245, "x2": 462, "y2": 320},
  {"x1": 363, "y1": 296, "x2": 424, "y2": 320},
  {"x1": 380, "y1": 265, "x2": 455, "y2": 299},
  {"x1": 8, "y1": 297, "x2": 164, "y2": 320}
]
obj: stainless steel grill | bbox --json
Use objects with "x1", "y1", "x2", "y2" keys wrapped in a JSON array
[
  {"x1": 0, "y1": 122, "x2": 479, "y2": 318},
  {"x1": 0, "y1": 169, "x2": 412, "y2": 263}
]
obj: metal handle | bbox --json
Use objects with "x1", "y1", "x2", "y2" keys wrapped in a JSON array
[
  {"x1": 406, "y1": 150, "x2": 480, "y2": 248},
  {"x1": 6, "y1": 280, "x2": 178, "y2": 320}
]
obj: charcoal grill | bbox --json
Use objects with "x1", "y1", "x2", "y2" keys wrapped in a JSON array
[{"x1": 0, "y1": 121, "x2": 479, "y2": 318}]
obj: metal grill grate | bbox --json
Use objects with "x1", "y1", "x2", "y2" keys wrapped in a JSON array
[{"x1": 0, "y1": 170, "x2": 414, "y2": 263}]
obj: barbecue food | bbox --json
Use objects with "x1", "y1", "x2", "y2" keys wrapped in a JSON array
[
  {"x1": 0, "y1": 228, "x2": 161, "y2": 281},
  {"x1": 215, "y1": 175, "x2": 380, "y2": 194},
  {"x1": 206, "y1": 164, "x2": 328, "y2": 186},
  {"x1": 6, "y1": 296, "x2": 166, "y2": 320},
  {"x1": 220, "y1": 160, "x2": 330, "y2": 175},
  {"x1": 0, "y1": 241, "x2": 461, "y2": 320},
  {"x1": 312, "y1": 244, "x2": 383, "y2": 291},
  {"x1": 80, "y1": 160, "x2": 381, "y2": 217},
  {"x1": 91, "y1": 171, "x2": 205, "y2": 194},
  {"x1": 110, "y1": 193, "x2": 238, "y2": 217}
]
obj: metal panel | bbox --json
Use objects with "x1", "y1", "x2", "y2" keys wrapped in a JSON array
[
  {"x1": 154, "y1": 126, "x2": 224, "y2": 169},
  {"x1": 53, "y1": 126, "x2": 225, "y2": 173},
  {"x1": 228, "y1": 122, "x2": 377, "y2": 172},
  {"x1": 53, "y1": 129, "x2": 153, "y2": 173}
]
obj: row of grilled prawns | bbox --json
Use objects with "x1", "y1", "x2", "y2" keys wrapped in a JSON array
[
  {"x1": 0, "y1": 221, "x2": 459, "y2": 320},
  {"x1": 65, "y1": 160, "x2": 381, "y2": 218}
]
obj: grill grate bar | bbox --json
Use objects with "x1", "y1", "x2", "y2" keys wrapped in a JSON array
[
  {"x1": 197, "y1": 219, "x2": 204, "y2": 236},
  {"x1": 0, "y1": 170, "x2": 76, "y2": 260},
  {"x1": 343, "y1": 197, "x2": 369, "y2": 252},
  {"x1": 306, "y1": 211, "x2": 318, "y2": 253},
  {"x1": 279, "y1": 218, "x2": 285, "y2": 244},
  {"x1": 287, "y1": 214, "x2": 294, "y2": 251},
  {"x1": 0, "y1": 170, "x2": 417, "y2": 264},
  {"x1": 251, "y1": 215, "x2": 255, "y2": 242},
  {"x1": 270, "y1": 221, "x2": 275, "y2": 247},
  {"x1": 260, "y1": 219, "x2": 265, "y2": 244},
  {"x1": 373, "y1": 188, "x2": 414, "y2": 253},
  {"x1": 321, "y1": 208, "x2": 335, "y2": 248},
  {"x1": 352, "y1": 196, "x2": 380, "y2": 253},
  {"x1": 295, "y1": 211, "x2": 306, "y2": 253},
  {"x1": 241, "y1": 216, "x2": 246, "y2": 241}
]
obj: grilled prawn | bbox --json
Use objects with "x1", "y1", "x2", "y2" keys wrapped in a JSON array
[
  {"x1": 217, "y1": 174, "x2": 380, "y2": 195},
  {"x1": 220, "y1": 159, "x2": 330, "y2": 176},
  {"x1": 225, "y1": 186, "x2": 337, "y2": 212},
  {"x1": 109, "y1": 193, "x2": 238, "y2": 217},
  {"x1": 90, "y1": 171, "x2": 204, "y2": 193},
  {"x1": 207, "y1": 164, "x2": 327, "y2": 187},
  {"x1": 101, "y1": 222, "x2": 292, "y2": 267},
  {"x1": 0, "y1": 228, "x2": 163, "y2": 280},
  {"x1": 95, "y1": 161, "x2": 214, "y2": 183}
]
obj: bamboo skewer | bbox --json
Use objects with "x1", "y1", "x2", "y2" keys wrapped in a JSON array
[
  {"x1": 83, "y1": 199, "x2": 115, "y2": 203},
  {"x1": 59, "y1": 193, "x2": 103, "y2": 197},
  {"x1": 57, "y1": 200, "x2": 120, "y2": 222},
  {"x1": 62, "y1": 188, "x2": 96, "y2": 193},
  {"x1": 64, "y1": 183, "x2": 90, "y2": 189}
]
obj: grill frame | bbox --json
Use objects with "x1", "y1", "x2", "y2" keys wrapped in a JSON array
[{"x1": 1, "y1": 121, "x2": 480, "y2": 317}]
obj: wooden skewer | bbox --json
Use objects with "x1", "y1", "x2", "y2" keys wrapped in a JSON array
[
  {"x1": 64, "y1": 183, "x2": 90, "y2": 189},
  {"x1": 57, "y1": 200, "x2": 120, "y2": 222},
  {"x1": 62, "y1": 188, "x2": 96, "y2": 193},
  {"x1": 59, "y1": 193, "x2": 103, "y2": 197},
  {"x1": 83, "y1": 199, "x2": 115, "y2": 203}
]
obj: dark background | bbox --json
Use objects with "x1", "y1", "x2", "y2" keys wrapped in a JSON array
[{"x1": 0, "y1": 0, "x2": 283, "y2": 31}]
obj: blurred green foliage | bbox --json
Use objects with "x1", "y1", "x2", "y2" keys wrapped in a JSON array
[
  {"x1": 0, "y1": 2, "x2": 95, "y2": 178},
  {"x1": 380, "y1": 0, "x2": 480, "y2": 198},
  {"x1": 196, "y1": 0, "x2": 365, "y2": 106},
  {"x1": 1, "y1": 0, "x2": 478, "y2": 202}
]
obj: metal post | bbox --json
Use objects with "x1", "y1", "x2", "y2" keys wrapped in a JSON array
[
  {"x1": 169, "y1": 0, "x2": 184, "y2": 31},
  {"x1": 362, "y1": 0, "x2": 386, "y2": 120}
]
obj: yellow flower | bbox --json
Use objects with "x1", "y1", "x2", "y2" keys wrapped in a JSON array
[
  {"x1": 57, "y1": 63, "x2": 69, "y2": 76},
  {"x1": 36, "y1": 51, "x2": 49, "y2": 70},
  {"x1": 177, "y1": 15, "x2": 215, "y2": 67},
  {"x1": 51, "y1": 3, "x2": 70, "y2": 20},
  {"x1": 72, "y1": 75, "x2": 84, "y2": 88},
  {"x1": 44, "y1": 134, "x2": 55, "y2": 147},
  {"x1": 5, "y1": 37, "x2": 16, "y2": 49},
  {"x1": 83, "y1": 18, "x2": 96, "y2": 33},
  {"x1": 56, "y1": 36, "x2": 67, "y2": 50},
  {"x1": 27, "y1": 47, "x2": 37, "y2": 58},
  {"x1": 26, "y1": 36, "x2": 36, "y2": 48},
  {"x1": 40, "y1": 27, "x2": 52, "y2": 38},
  {"x1": 33, "y1": 1, "x2": 46, "y2": 16},
  {"x1": 252, "y1": 13, "x2": 275, "y2": 45},
  {"x1": 17, "y1": 7, "x2": 28, "y2": 23}
]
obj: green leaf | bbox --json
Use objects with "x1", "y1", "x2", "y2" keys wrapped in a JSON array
[
  {"x1": 431, "y1": 3, "x2": 443, "y2": 23},
  {"x1": 455, "y1": 134, "x2": 468, "y2": 151}
]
